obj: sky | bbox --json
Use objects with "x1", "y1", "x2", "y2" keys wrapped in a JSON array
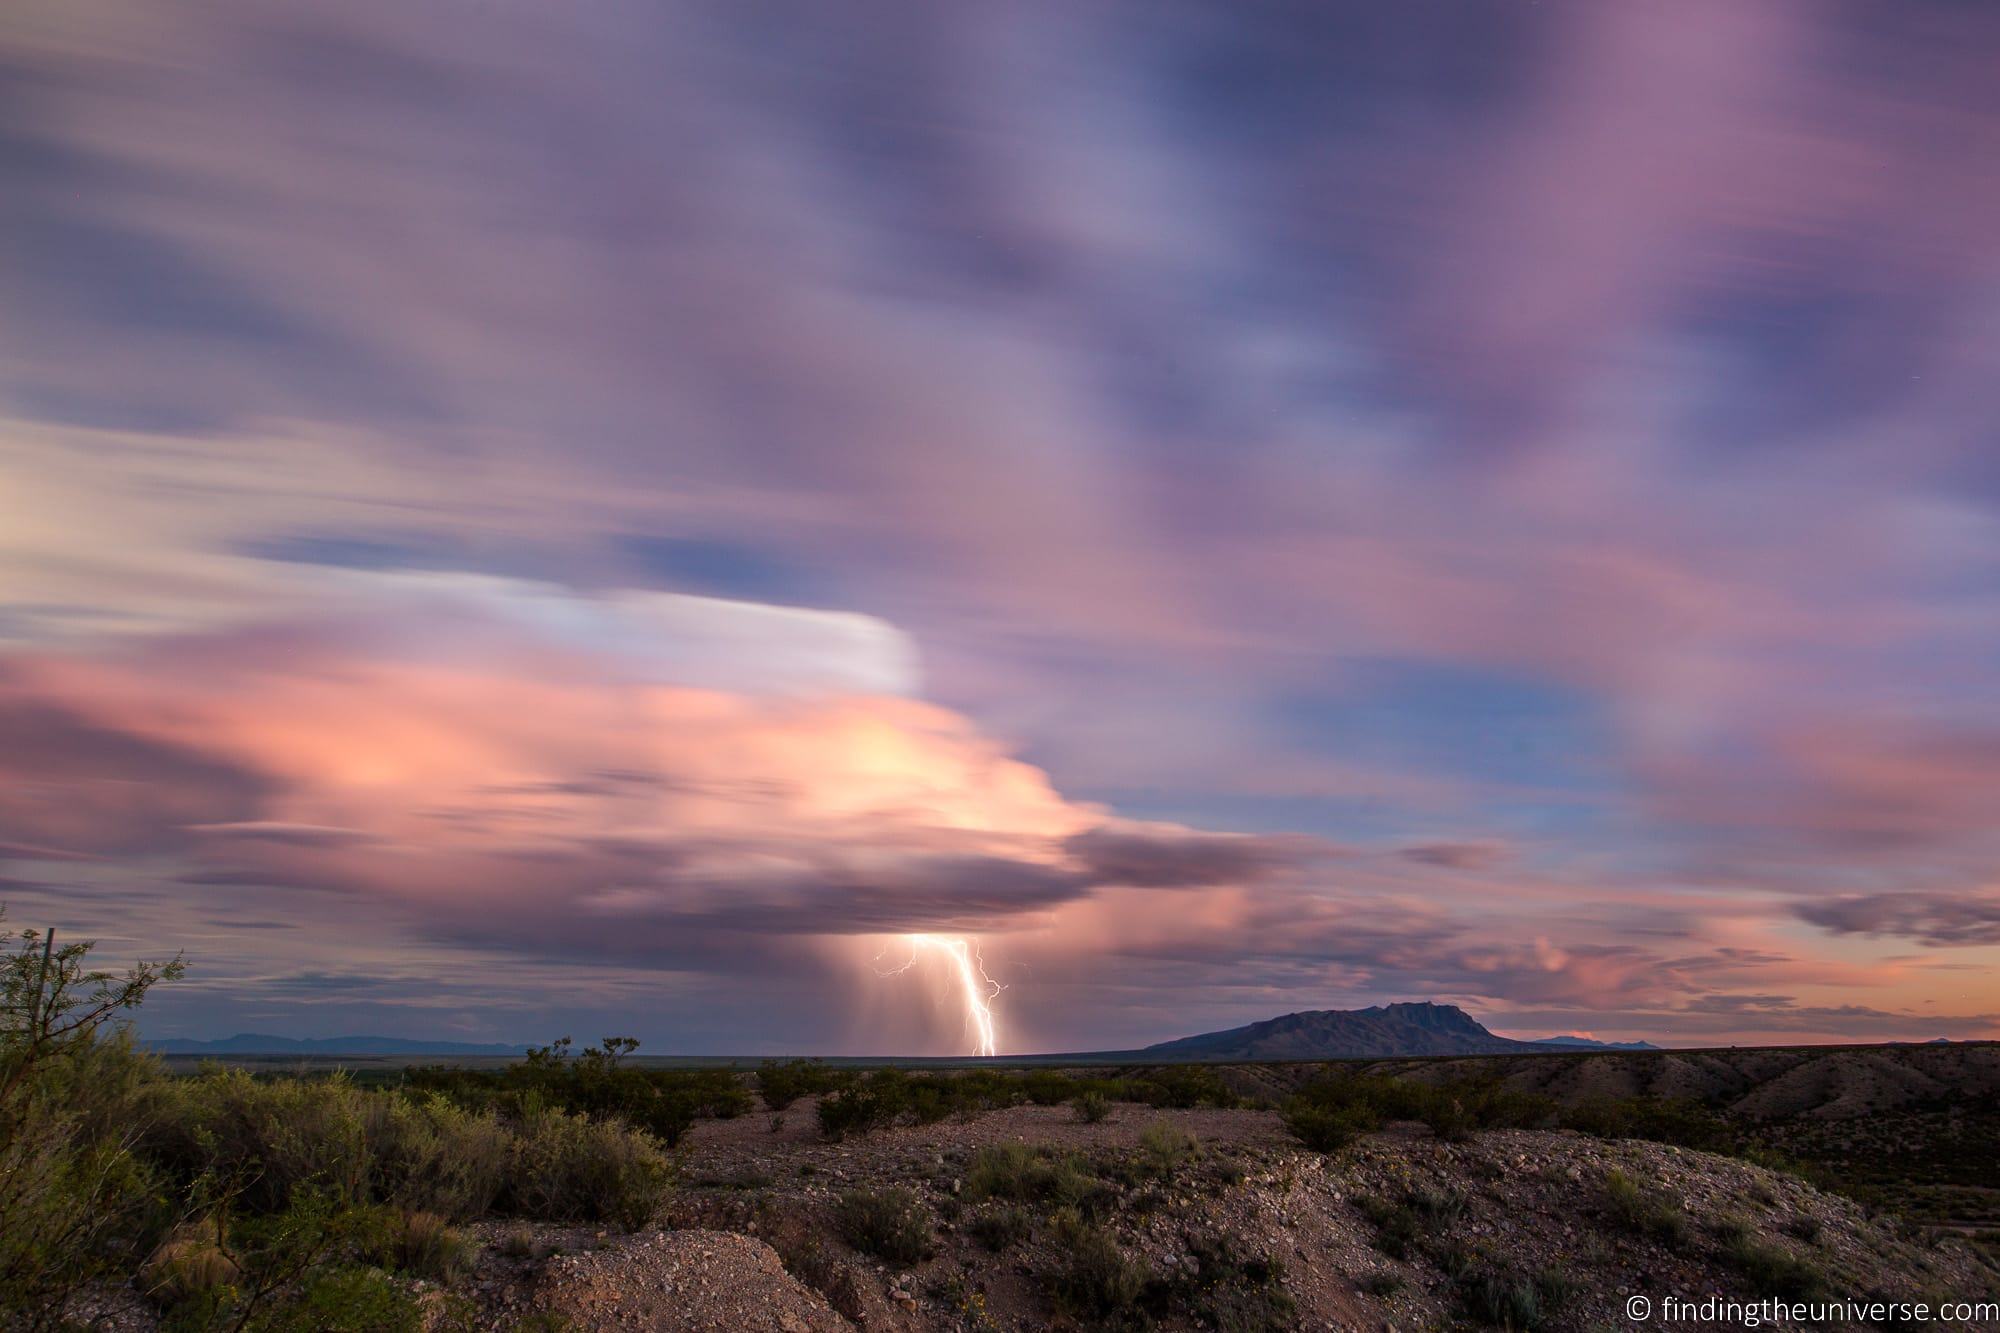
[{"x1": 3, "y1": 0, "x2": 1999, "y2": 1054}]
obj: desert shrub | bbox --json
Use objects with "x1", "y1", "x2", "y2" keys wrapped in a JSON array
[
  {"x1": 1603, "y1": 1169, "x2": 1687, "y2": 1243},
  {"x1": 1432, "y1": 1238, "x2": 1476, "y2": 1281},
  {"x1": 1050, "y1": 1208, "x2": 1148, "y2": 1318},
  {"x1": 1359, "y1": 1270, "x2": 1405, "y2": 1297},
  {"x1": 149, "y1": 1069, "x2": 511, "y2": 1218},
  {"x1": 503, "y1": 1106, "x2": 672, "y2": 1229},
  {"x1": 969, "y1": 1203, "x2": 1034, "y2": 1250},
  {"x1": 367, "y1": 1208, "x2": 476, "y2": 1281},
  {"x1": 964, "y1": 1141, "x2": 1040, "y2": 1198},
  {"x1": 147, "y1": 1186, "x2": 401, "y2": 1330},
  {"x1": 1282, "y1": 1100, "x2": 1378, "y2": 1153},
  {"x1": 1073, "y1": 1090, "x2": 1111, "y2": 1123},
  {"x1": 1356, "y1": 1195, "x2": 1419, "y2": 1259},
  {"x1": 496, "y1": 1222, "x2": 541, "y2": 1259},
  {"x1": 148, "y1": 1069, "x2": 374, "y2": 1211},
  {"x1": 1456, "y1": 1263, "x2": 1570, "y2": 1331},
  {"x1": 834, "y1": 1187, "x2": 935, "y2": 1265},
  {"x1": 1354, "y1": 1185, "x2": 1463, "y2": 1261},
  {"x1": 1138, "y1": 1119, "x2": 1199, "y2": 1178},
  {"x1": 142, "y1": 1222, "x2": 242, "y2": 1306},
  {"x1": 247, "y1": 1265, "x2": 425, "y2": 1333},
  {"x1": 361, "y1": 1094, "x2": 510, "y2": 1219},
  {"x1": 964, "y1": 1142, "x2": 1105, "y2": 1213},
  {"x1": 1724, "y1": 1234, "x2": 1825, "y2": 1299},
  {"x1": 1, "y1": 922, "x2": 183, "y2": 1322},
  {"x1": 756, "y1": 1058, "x2": 846, "y2": 1111}
]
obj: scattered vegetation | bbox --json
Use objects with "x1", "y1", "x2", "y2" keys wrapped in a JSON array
[
  {"x1": 1559, "y1": 1095, "x2": 1737, "y2": 1152},
  {"x1": 963, "y1": 1142, "x2": 1107, "y2": 1215},
  {"x1": 814, "y1": 1065, "x2": 1238, "y2": 1139},
  {"x1": 1281, "y1": 1073, "x2": 1551, "y2": 1153},
  {"x1": 0, "y1": 915, "x2": 680, "y2": 1329},
  {"x1": 404, "y1": 1037, "x2": 750, "y2": 1146},
  {"x1": 1167, "y1": 1236, "x2": 1295, "y2": 1332}
]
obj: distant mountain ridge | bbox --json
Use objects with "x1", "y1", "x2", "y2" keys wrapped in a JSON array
[
  {"x1": 1144, "y1": 1002, "x2": 1657, "y2": 1059},
  {"x1": 1533, "y1": 1034, "x2": 1661, "y2": 1052},
  {"x1": 147, "y1": 1033, "x2": 524, "y2": 1056}
]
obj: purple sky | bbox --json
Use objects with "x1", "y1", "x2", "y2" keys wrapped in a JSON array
[{"x1": 3, "y1": 0, "x2": 1999, "y2": 1052}]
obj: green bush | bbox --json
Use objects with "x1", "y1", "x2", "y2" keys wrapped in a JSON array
[
  {"x1": 361, "y1": 1093, "x2": 511, "y2": 1219},
  {"x1": 1138, "y1": 1119, "x2": 1199, "y2": 1178},
  {"x1": 834, "y1": 1187, "x2": 935, "y2": 1265},
  {"x1": 405, "y1": 1040, "x2": 750, "y2": 1146},
  {"x1": 1, "y1": 921, "x2": 182, "y2": 1323},
  {"x1": 1050, "y1": 1208, "x2": 1148, "y2": 1317},
  {"x1": 1282, "y1": 1101, "x2": 1379, "y2": 1153},
  {"x1": 964, "y1": 1142, "x2": 1105, "y2": 1213},
  {"x1": 756, "y1": 1059, "x2": 846, "y2": 1111},
  {"x1": 146, "y1": 1070, "x2": 515, "y2": 1221},
  {"x1": 1072, "y1": 1090, "x2": 1111, "y2": 1123},
  {"x1": 1281, "y1": 1073, "x2": 1549, "y2": 1152},
  {"x1": 503, "y1": 1106, "x2": 673, "y2": 1229},
  {"x1": 969, "y1": 1203, "x2": 1034, "y2": 1250},
  {"x1": 247, "y1": 1265, "x2": 425, "y2": 1333},
  {"x1": 367, "y1": 1208, "x2": 476, "y2": 1281}
]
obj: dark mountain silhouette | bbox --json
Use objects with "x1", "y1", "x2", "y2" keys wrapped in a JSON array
[
  {"x1": 1144, "y1": 1002, "x2": 1560, "y2": 1059},
  {"x1": 147, "y1": 1033, "x2": 524, "y2": 1056}
]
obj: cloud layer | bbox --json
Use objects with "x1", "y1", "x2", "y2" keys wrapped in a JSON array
[{"x1": 2, "y1": 0, "x2": 1998, "y2": 1049}]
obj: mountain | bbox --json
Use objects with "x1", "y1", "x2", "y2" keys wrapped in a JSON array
[
  {"x1": 1143, "y1": 1002, "x2": 1547, "y2": 1060},
  {"x1": 147, "y1": 1033, "x2": 525, "y2": 1056},
  {"x1": 1531, "y1": 1035, "x2": 1661, "y2": 1051}
]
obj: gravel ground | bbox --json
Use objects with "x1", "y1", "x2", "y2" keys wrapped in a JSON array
[{"x1": 531, "y1": 1229, "x2": 852, "y2": 1332}]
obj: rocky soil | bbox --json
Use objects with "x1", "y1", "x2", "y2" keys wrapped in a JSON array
[
  {"x1": 64, "y1": 1095, "x2": 2000, "y2": 1330},
  {"x1": 469, "y1": 1098, "x2": 1997, "y2": 1331}
]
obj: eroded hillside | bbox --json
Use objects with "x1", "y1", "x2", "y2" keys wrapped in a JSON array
[{"x1": 449, "y1": 1100, "x2": 1998, "y2": 1332}]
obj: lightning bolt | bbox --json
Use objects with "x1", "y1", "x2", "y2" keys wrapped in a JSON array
[{"x1": 876, "y1": 933, "x2": 1002, "y2": 1057}]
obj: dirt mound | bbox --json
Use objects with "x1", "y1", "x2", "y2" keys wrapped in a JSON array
[{"x1": 532, "y1": 1229, "x2": 852, "y2": 1332}]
